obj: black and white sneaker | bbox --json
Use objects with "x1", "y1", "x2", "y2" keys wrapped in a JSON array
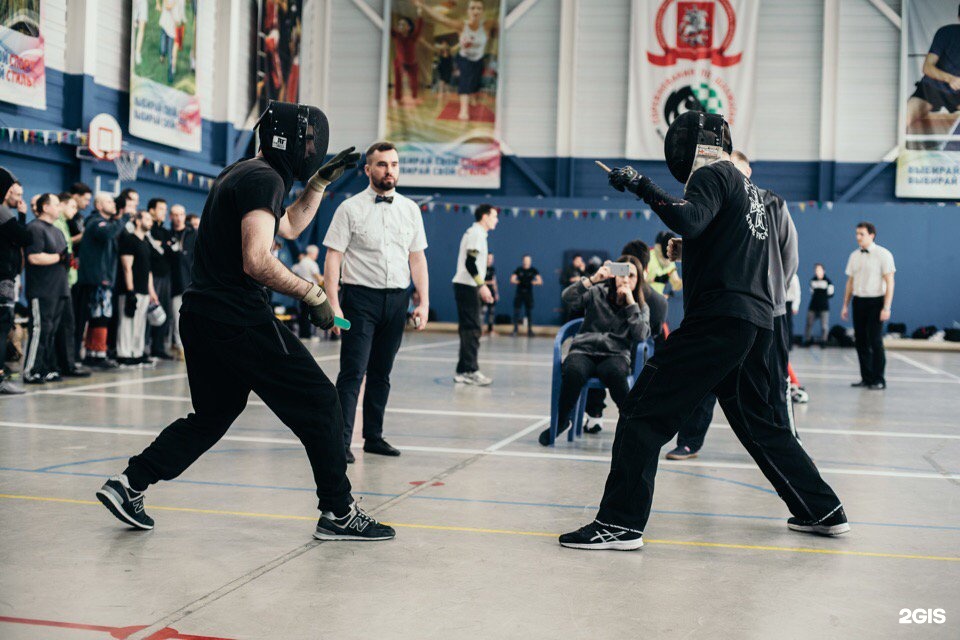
[
  {"x1": 313, "y1": 502, "x2": 396, "y2": 541},
  {"x1": 559, "y1": 520, "x2": 644, "y2": 551},
  {"x1": 96, "y1": 476, "x2": 154, "y2": 530},
  {"x1": 788, "y1": 506, "x2": 850, "y2": 536}
]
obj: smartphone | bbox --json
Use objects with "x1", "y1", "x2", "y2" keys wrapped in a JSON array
[{"x1": 607, "y1": 262, "x2": 631, "y2": 277}]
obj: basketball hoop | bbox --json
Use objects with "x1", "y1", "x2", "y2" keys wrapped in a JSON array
[
  {"x1": 87, "y1": 113, "x2": 123, "y2": 160},
  {"x1": 114, "y1": 151, "x2": 144, "y2": 182}
]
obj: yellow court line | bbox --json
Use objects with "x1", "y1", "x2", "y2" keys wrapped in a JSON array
[{"x1": 3, "y1": 493, "x2": 959, "y2": 563}]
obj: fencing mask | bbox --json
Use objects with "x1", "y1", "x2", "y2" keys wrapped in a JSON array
[
  {"x1": 663, "y1": 111, "x2": 732, "y2": 184},
  {"x1": 256, "y1": 101, "x2": 330, "y2": 193}
]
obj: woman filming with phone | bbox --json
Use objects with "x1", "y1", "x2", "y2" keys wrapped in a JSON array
[{"x1": 539, "y1": 255, "x2": 651, "y2": 445}]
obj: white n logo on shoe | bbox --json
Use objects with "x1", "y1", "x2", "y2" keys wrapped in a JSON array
[
  {"x1": 591, "y1": 529, "x2": 626, "y2": 544},
  {"x1": 348, "y1": 518, "x2": 369, "y2": 532}
]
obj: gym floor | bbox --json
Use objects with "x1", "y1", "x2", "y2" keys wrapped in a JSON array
[{"x1": 1, "y1": 333, "x2": 958, "y2": 639}]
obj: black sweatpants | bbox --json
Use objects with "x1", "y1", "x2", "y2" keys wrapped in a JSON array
[
  {"x1": 596, "y1": 315, "x2": 840, "y2": 532},
  {"x1": 513, "y1": 291, "x2": 534, "y2": 332},
  {"x1": 73, "y1": 284, "x2": 95, "y2": 360},
  {"x1": 25, "y1": 296, "x2": 66, "y2": 377},
  {"x1": 124, "y1": 311, "x2": 352, "y2": 513},
  {"x1": 148, "y1": 274, "x2": 172, "y2": 356},
  {"x1": 335, "y1": 285, "x2": 408, "y2": 448},
  {"x1": 853, "y1": 295, "x2": 886, "y2": 385},
  {"x1": 55, "y1": 291, "x2": 77, "y2": 373},
  {"x1": 557, "y1": 353, "x2": 630, "y2": 431},
  {"x1": 675, "y1": 312, "x2": 796, "y2": 451},
  {"x1": 297, "y1": 300, "x2": 314, "y2": 339},
  {"x1": 454, "y1": 283, "x2": 481, "y2": 374},
  {"x1": 0, "y1": 300, "x2": 13, "y2": 378}
]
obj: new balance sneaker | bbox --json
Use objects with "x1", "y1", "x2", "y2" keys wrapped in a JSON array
[
  {"x1": 787, "y1": 506, "x2": 850, "y2": 536},
  {"x1": 666, "y1": 445, "x2": 699, "y2": 460},
  {"x1": 559, "y1": 520, "x2": 644, "y2": 551},
  {"x1": 96, "y1": 476, "x2": 154, "y2": 530},
  {"x1": 313, "y1": 502, "x2": 396, "y2": 541}
]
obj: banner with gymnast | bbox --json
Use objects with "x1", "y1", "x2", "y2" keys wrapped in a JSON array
[{"x1": 382, "y1": 0, "x2": 504, "y2": 188}]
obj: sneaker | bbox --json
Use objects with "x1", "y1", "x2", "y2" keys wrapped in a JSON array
[
  {"x1": 96, "y1": 476, "x2": 154, "y2": 530},
  {"x1": 43, "y1": 371, "x2": 62, "y2": 383},
  {"x1": 787, "y1": 506, "x2": 850, "y2": 536},
  {"x1": 666, "y1": 445, "x2": 699, "y2": 460},
  {"x1": 63, "y1": 365, "x2": 92, "y2": 378},
  {"x1": 538, "y1": 420, "x2": 571, "y2": 446},
  {"x1": 471, "y1": 371, "x2": 493, "y2": 385},
  {"x1": 137, "y1": 355, "x2": 158, "y2": 368},
  {"x1": 454, "y1": 371, "x2": 492, "y2": 386},
  {"x1": 790, "y1": 385, "x2": 809, "y2": 404},
  {"x1": 559, "y1": 520, "x2": 644, "y2": 551},
  {"x1": 151, "y1": 351, "x2": 175, "y2": 361},
  {"x1": 84, "y1": 356, "x2": 118, "y2": 370},
  {"x1": 313, "y1": 502, "x2": 396, "y2": 541},
  {"x1": 345, "y1": 448, "x2": 355, "y2": 464},
  {"x1": 23, "y1": 372, "x2": 45, "y2": 385},
  {"x1": 117, "y1": 357, "x2": 139, "y2": 368},
  {"x1": 0, "y1": 378, "x2": 25, "y2": 394},
  {"x1": 583, "y1": 416, "x2": 603, "y2": 434}
]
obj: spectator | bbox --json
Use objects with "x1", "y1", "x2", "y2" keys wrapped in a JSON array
[
  {"x1": 452, "y1": 203, "x2": 498, "y2": 386},
  {"x1": 481, "y1": 252, "x2": 498, "y2": 334},
  {"x1": 804, "y1": 263, "x2": 834, "y2": 347},
  {"x1": 23, "y1": 193, "x2": 70, "y2": 383},
  {"x1": 0, "y1": 168, "x2": 30, "y2": 394},
  {"x1": 107, "y1": 189, "x2": 140, "y2": 360},
  {"x1": 168, "y1": 204, "x2": 196, "y2": 358},
  {"x1": 51, "y1": 193, "x2": 89, "y2": 377},
  {"x1": 117, "y1": 210, "x2": 158, "y2": 367},
  {"x1": 76, "y1": 193, "x2": 128, "y2": 369},
  {"x1": 538, "y1": 255, "x2": 650, "y2": 445},
  {"x1": 69, "y1": 182, "x2": 93, "y2": 215},
  {"x1": 648, "y1": 231, "x2": 683, "y2": 297},
  {"x1": 842, "y1": 221, "x2": 895, "y2": 390},
  {"x1": 510, "y1": 254, "x2": 542, "y2": 336},
  {"x1": 67, "y1": 182, "x2": 92, "y2": 252},
  {"x1": 560, "y1": 254, "x2": 586, "y2": 321},
  {"x1": 186, "y1": 213, "x2": 200, "y2": 230},
  {"x1": 146, "y1": 198, "x2": 174, "y2": 359},
  {"x1": 292, "y1": 245, "x2": 323, "y2": 339},
  {"x1": 784, "y1": 273, "x2": 800, "y2": 350}
]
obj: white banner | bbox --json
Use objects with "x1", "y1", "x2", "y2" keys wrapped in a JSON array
[
  {"x1": 626, "y1": 0, "x2": 759, "y2": 159},
  {"x1": 896, "y1": 0, "x2": 960, "y2": 199},
  {"x1": 0, "y1": 0, "x2": 46, "y2": 109}
]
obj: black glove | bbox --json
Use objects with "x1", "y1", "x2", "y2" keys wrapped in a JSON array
[
  {"x1": 124, "y1": 294, "x2": 137, "y2": 318},
  {"x1": 307, "y1": 146, "x2": 361, "y2": 191},
  {"x1": 608, "y1": 166, "x2": 643, "y2": 195},
  {"x1": 303, "y1": 283, "x2": 335, "y2": 330}
]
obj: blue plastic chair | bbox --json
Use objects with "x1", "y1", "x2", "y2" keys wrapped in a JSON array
[{"x1": 547, "y1": 319, "x2": 651, "y2": 445}]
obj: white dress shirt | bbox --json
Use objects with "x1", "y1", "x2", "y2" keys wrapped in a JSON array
[
  {"x1": 845, "y1": 241, "x2": 895, "y2": 298},
  {"x1": 323, "y1": 186, "x2": 428, "y2": 289},
  {"x1": 452, "y1": 223, "x2": 488, "y2": 287}
]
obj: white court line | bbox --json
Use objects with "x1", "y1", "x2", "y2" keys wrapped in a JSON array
[
  {"x1": 397, "y1": 355, "x2": 553, "y2": 367},
  {"x1": 797, "y1": 372, "x2": 959, "y2": 385},
  {"x1": 2, "y1": 420, "x2": 957, "y2": 481},
  {"x1": 486, "y1": 417, "x2": 551, "y2": 451},
  {"x1": 395, "y1": 337, "x2": 466, "y2": 353},
  {"x1": 0, "y1": 372, "x2": 190, "y2": 398},
  {"x1": 890, "y1": 352, "x2": 960, "y2": 382}
]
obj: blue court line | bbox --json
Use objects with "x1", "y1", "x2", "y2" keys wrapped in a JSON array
[
  {"x1": 33, "y1": 447, "x2": 303, "y2": 472},
  {"x1": 2, "y1": 465, "x2": 959, "y2": 533}
]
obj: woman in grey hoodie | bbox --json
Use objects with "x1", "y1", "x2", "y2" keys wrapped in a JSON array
[{"x1": 539, "y1": 255, "x2": 650, "y2": 445}]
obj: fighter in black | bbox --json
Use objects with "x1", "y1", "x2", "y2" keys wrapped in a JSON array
[
  {"x1": 559, "y1": 111, "x2": 847, "y2": 551},
  {"x1": 97, "y1": 101, "x2": 395, "y2": 542}
]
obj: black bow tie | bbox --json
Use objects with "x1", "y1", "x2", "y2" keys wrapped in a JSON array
[
  {"x1": 860, "y1": 248, "x2": 869, "y2": 254},
  {"x1": 375, "y1": 195, "x2": 394, "y2": 204}
]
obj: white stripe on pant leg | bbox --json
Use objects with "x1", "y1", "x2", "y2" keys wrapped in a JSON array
[
  {"x1": 117, "y1": 295, "x2": 133, "y2": 358},
  {"x1": 24, "y1": 298, "x2": 42, "y2": 375},
  {"x1": 172, "y1": 294, "x2": 182, "y2": 348},
  {"x1": 134, "y1": 294, "x2": 149, "y2": 358}
]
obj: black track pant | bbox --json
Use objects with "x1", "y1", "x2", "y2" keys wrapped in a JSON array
[
  {"x1": 596, "y1": 315, "x2": 840, "y2": 532},
  {"x1": 853, "y1": 296, "x2": 885, "y2": 385},
  {"x1": 557, "y1": 353, "x2": 630, "y2": 430},
  {"x1": 454, "y1": 283, "x2": 481, "y2": 374},
  {"x1": 125, "y1": 311, "x2": 353, "y2": 513},
  {"x1": 148, "y1": 274, "x2": 172, "y2": 355},
  {"x1": 0, "y1": 300, "x2": 13, "y2": 378},
  {"x1": 25, "y1": 296, "x2": 66, "y2": 377}
]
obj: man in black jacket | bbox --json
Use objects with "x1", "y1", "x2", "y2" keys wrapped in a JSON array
[
  {"x1": 559, "y1": 112, "x2": 845, "y2": 551},
  {"x1": 0, "y1": 168, "x2": 30, "y2": 394}
]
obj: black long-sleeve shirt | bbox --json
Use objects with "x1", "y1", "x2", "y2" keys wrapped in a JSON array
[
  {"x1": 637, "y1": 161, "x2": 773, "y2": 329},
  {"x1": 0, "y1": 204, "x2": 30, "y2": 281}
]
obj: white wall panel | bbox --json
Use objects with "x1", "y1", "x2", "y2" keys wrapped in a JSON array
[
  {"x1": 197, "y1": 0, "x2": 216, "y2": 118},
  {"x1": 43, "y1": 0, "x2": 67, "y2": 72},
  {"x1": 94, "y1": 0, "x2": 128, "y2": 90}
]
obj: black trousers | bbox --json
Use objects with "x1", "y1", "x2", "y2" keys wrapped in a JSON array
[
  {"x1": 853, "y1": 296, "x2": 886, "y2": 385},
  {"x1": 784, "y1": 301, "x2": 795, "y2": 350},
  {"x1": 675, "y1": 313, "x2": 796, "y2": 451},
  {"x1": 596, "y1": 315, "x2": 840, "y2": 532},
  {"x1": 148, "y1": 274, "x2": 172, "y2": 355},
  {"x1": 0, "y1": 301, "x2": 13, "y2": 378},
  {"x1": 513, "y1": 291, "x2": 534, "y2": 331},
  {"x1": 297, "y1": 301, "x2": 314, "y2": 339},
  {"x1": 335, "y1": 285, "x2": 408, "y2": 448},
  {"x1": 25, "y1": 296, "x2": 66, "y2": 377},
  {"x1": 55, "y1": 290, "x2": 77, "y2": 372},
  {"x1": 124, "y1": 311, "x2": 352, "y2": 513},
  {"x1": 558, "y1": 353, "x2": 630, "y2": 430},
  {"x1": 454, "y1": 283, "x2": 481, "y2": 373}
]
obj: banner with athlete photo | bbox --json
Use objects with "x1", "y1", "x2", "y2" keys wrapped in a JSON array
[
  {"x1": 129, "y1": 0, "x2": 201, "y2": 151},
  {"x1": 896, "y1": 0, "x2": 960, "y2": 199},
  {"x1": 625, "y1": 0, "x2": 759, "y2": 160},
  {"x1": 381, "y1": 0, "x2": 505, "y2": 188},
  {"x1": 0, "y1": 0, "x2": 45, "y2": 109},
  {"x1": 256, "y1": 0, "x2": 304, "y2": 112}
]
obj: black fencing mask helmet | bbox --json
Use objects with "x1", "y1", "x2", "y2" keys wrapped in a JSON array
[
  {"x1": 663, "y1": 110, "x2": 732, "y2": 185},
  {"x1": 256, "y1": 101, "x2": 330, "y2": 192}
]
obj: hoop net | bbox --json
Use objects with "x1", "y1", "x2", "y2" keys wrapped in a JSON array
[{"x1": 114, "y1": 152, "x2": 143, "y2": 183}]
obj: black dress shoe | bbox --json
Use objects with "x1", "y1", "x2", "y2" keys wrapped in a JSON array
[
  {"x1": 850, "y1": 380, "x2": 868, "y2": 388},
  {"x1": 363, "y1": 439, "x2": 401, "y2": 457},
  {"x1": 868, "y1": 382, "x2": 886, "y2": 390},
  {"x1": 345, "y1": 448, "x2": 355, "y2": 464}
]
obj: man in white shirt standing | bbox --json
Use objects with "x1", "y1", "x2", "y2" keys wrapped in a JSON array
[
  {"x1": 292, "y1": 245, "x2": 323, "y2": 339},
  {"x1": 841, "y1": 221, "x2": 895, "y2": 390},
  {"x1": 323, "y1": 141, "x2": 430, "y2": 462},
  {"x1": 452, "y1": 204, "x2": 498, "y2": 386}
]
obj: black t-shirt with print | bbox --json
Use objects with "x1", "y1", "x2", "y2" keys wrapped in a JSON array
[
  {"x1": 513, "y1": 267, "x2": 539, "y2": 293},
  {"x1": 182, "y1": 157, "x2": 286, "y2": 325},
  {"x1": 149, "y1": 225, "x2": 172, "y2": 278},
  {"x1": 24, "y1": 218, "x2": 68, "y2": 299},
  {"x1": 118, "y1": 232, "x2": 152, "y2": 295}
]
